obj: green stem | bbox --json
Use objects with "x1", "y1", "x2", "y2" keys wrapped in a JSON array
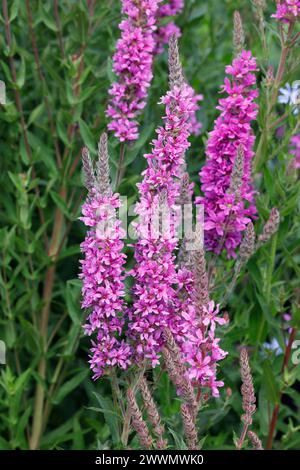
[{"x1": 255, "y1": 233, "x2": 278, "y2": 359}]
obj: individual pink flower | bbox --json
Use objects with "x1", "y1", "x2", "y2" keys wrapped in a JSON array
[
  {"x1": 290, "y1": 133, "x2": 300, "y2": 168},
  {"x1": 197, "y1": 50, "x2": 259, "y2": 258},
  {"x1": 106, "y1": 0, "x2": 162, "y2": 142},
  {"x1": 272, "y1": 1, "x2": 300, "y2": 22},
  {"x1": 80, "y1": 189, "x2": 131, "y2": 378},
  {"x1": 154, "y1": 1, "x2": 184, "y2": 54}
]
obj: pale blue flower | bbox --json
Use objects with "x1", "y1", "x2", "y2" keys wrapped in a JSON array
[
  {"x1": 262, "y1": 338, "x2": 284, "y2": 357},
  {"x1": 278, "y1": 82, "x2": 300, "y2": 115}
]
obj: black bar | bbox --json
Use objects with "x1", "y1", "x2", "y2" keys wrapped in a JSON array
[{"x1": 0, "y1": 450, "x2": 299, "y2": 466}]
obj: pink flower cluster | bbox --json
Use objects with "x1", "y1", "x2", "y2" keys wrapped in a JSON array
[
  {"x1": 128, "y1": 83, "x2": 197, "y2": 366},
  {"x1": 106, "y1": 0, "x2": 161, "y2": 142},
  {"x1": 197, "y1": 50, "x2": 259, "y2": 257},
  {"x1": 154, "y1": 1, "x2": 184, "y2": 54},
  {"x1": 173, "y1": 270, "x2": 228, "y2": 397},
  {"x1": 290, "y1": 133, "x2": 300, "y2": 169},
  {"x1": 272, "y1": 1, "x2": 300, "y2": 22},
  {"x1": 79, "y1": 190, "x2": 131, "y2": 378}
]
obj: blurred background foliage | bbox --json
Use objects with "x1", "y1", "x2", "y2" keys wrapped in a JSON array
[{"x1": 0, "y1": 0, "x2": 299, "y2": 450}]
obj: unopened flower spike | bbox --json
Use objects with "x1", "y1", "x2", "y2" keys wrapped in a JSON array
[
  {"x1": 96, "y1": 133, "x2": 111, "y2": 196},
  {"x1": 239, "y1": 221, "x2": 256, "y2": 263},
  {"x1": 233, "y1": 11, "x2": 245, "y2": 56},
  {"x1": 247, "y1": 430, "x2": 264, "y2": 450},
  {"x1": 257, "y1": 208, "x2": 280, "y2": 248},
  {"x1": 82, "y1": 147, "x2": 95, "y2": 193},
  {"x1": 229, "y1": 145, "x2": 245, "y2": 197},
  {"x1": 168, "y1": 34, "x2": 184, "y2": 89},
  {"x1": 127, "y1": 388, "x2": 153, "y2": 449}
]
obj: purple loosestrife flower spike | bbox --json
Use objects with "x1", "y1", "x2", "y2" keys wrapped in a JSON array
[
  {"x1": 79, "y1": 138, "x2": 131, "y2": 379},
  {"x1": 247, "y1": 430, "x2": 264, "y2": 450},
  {"x1": 233, "y1": 11, "x2": 245, "y2": 56},
  {"x1": 128, "y1": 38, "x2": 200, "y2": 367},
  {"x1": 272, "y1": 1, "x2": 300, "y2": 22},
  {"x1": 127, "y1": 388, "x2": 153, "y2": 449},
  {"x1": 197, "y1": 50, "x2": 259, "y2": 258},
  {"x1": 106, "y1": 0, "x2": 161, "y2": 142}
]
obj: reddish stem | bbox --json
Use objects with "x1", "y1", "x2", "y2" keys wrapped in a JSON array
[{"x1": 266, "y1": 327, "x2": 297, "y2": 449}]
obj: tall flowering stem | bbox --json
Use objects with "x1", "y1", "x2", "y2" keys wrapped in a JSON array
[
  {"x1": 128, "y1": 36, "x2": 199, "y2": 367},
  {"x1": 106, "y1": 1, "x2": 161, "y2": 142},
  {"x1": 79, "y1": 135, "x2": 131, "y2": 379},
  {"x1": 198, "y1": 50, "x2": 259, "y2": 258}
]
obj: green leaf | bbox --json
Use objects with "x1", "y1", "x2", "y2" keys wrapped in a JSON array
[
  {"x1": 262, "y1": 360, "x2": 280, "y2": 405},
  {"x1": 9, "y1": 0, "x2": 20, "y2": 21},
  {"x1": 79, "y1": 119, "x2": 96, "y2": 154},
  {"x1": 93, "y1": 392, "x2": 121, "y2": 446},
  {"x1": 16, "y1": 56, "x2": 26, "y2": 89},
  {"x1": 39, "y1": 5, "x2": 58, "y2": 32},
  {"x1": 52, "y1": 369, "x2": 89, "y2": 405},
  {"x1": 66, "y1": 279, "x2": 82, "y2": 325},
  {"x1": 124, "y1": 124, "x2": 154, "y2": 166},
  {"x1": 0, "y1": 437, "x2": 11, "y2": 450},
  {"x1": 50, "y1": 191, "x2": 72, "y2": 220},
  {"x1": 28, "y1": 103, "x2": 45, "y2": 127}
]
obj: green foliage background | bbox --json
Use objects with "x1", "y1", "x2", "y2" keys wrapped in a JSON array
[{"x1": 0, "y1": 0, "x2": 300, "y2": 450}]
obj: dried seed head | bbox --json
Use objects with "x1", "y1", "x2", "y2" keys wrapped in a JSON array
[
  {"x1": 229, "y1": 145, "x2": 244, "y2": 196},
  {"x1": 82, "y1": 147, "x2": 95, "y2": 192},
  {"x1": 233, "y1": 11, "x2": 245, "y2": 56},
  {"x1": 139, "y1": 377, "x2": 167, "y2": 449},
  {"x1": 168, "y1": 35, "x2": 184, "y2": 89},
  {"x1": 247, "y1": 430, "x2": 264, "y2": 450},
  {"x1": 181, "y1": 403, "x2": 199, "y2": 450},
  {"x1": 258, "y1": 208, "x2": 280, "y2": 246},
  {"x1": 240, "y1": 348, "x2": 256, "y2": 426},
  {"x1": 127, "y1": 388, "x2": 153, "y2": 449},
  {"x1": 96, "y1": 133, "x2": 111, "y2": 196},
  {"x1": 240, "y1": 222, "x2": 255, "y2": 262}
]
